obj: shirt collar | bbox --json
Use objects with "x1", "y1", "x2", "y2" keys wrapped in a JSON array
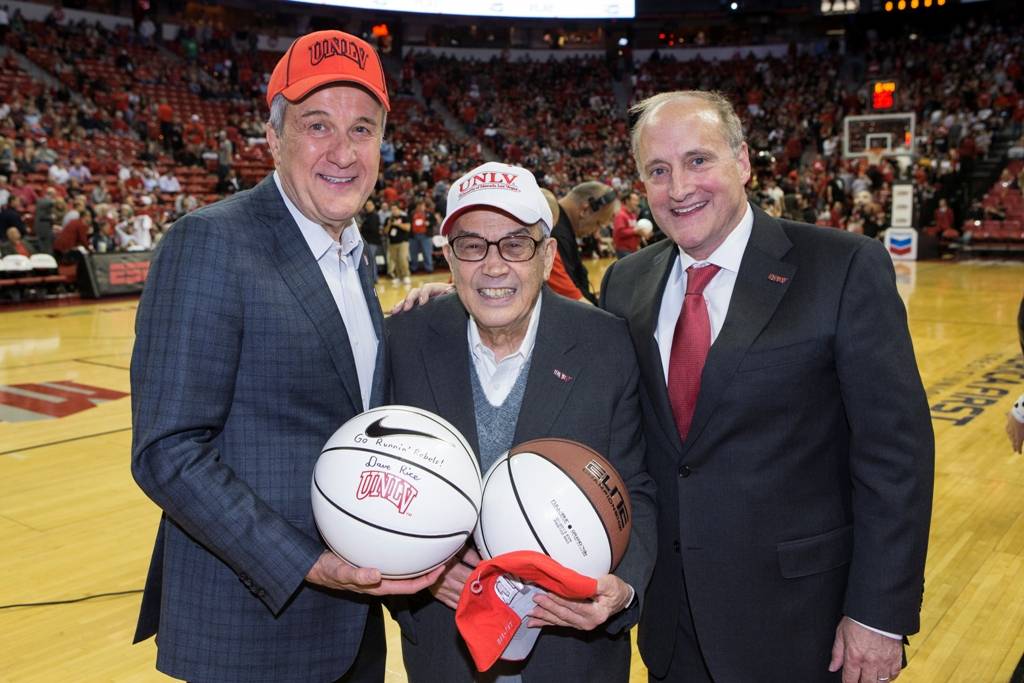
[
  {"x1": 273, "y1": 171, "x2": 363, "y2": 262},
  {"x1": 675, "y1": 201, "x2": 754, "y2": 275},
  {"x1": 468, "y1": 293, "x2": 543, "y2": 365}
]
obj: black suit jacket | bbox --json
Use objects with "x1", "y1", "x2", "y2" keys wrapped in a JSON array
[
  {"x1": 600, "y1": 206, "x2": 934, "y2": 681},
  {"x1": 386, "y1": 287, "x2": 657, "y2": 682}
]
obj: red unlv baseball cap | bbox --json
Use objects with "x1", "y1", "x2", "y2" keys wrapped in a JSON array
[{"x1": 267, "y1": 30, "x2": 390, "y2": 111}]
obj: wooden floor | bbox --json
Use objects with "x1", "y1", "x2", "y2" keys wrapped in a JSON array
[{"x1": 0, "y1": 258, "x2": 1022, "y2": 682}]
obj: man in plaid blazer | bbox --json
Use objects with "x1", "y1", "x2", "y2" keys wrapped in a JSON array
[{"x1": 130, "y1": 31, "x2": 439, "y2": 682}]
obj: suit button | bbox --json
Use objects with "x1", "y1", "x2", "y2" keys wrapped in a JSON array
[
  {"x1": 672, "y1": 540, "x2": 681, "y2": 554},
  {"x1": 678, "y1": 465, "x2": 692, "y2": 478}
]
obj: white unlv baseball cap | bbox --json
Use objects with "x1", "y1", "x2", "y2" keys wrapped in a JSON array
[{"x1": 440, "y1": 162, "x2": 553, "y2": 237}]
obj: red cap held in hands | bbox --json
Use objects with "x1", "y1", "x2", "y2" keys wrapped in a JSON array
[{"x1": 455, "y1": 550, "x2": 598, "y2": 672}]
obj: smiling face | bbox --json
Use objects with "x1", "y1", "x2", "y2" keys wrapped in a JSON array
[
  {"x1": 444, "y1": 208, "x2": 555, "y2": 353},
  {"x1": 637, "y1": 98, "x2": 751, "y2": 260},
  {"x1": 266, "y1": 84, "x2": 383, "y2": 236}
]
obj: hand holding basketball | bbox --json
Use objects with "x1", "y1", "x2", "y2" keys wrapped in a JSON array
[
  {"x1": 430, "y1": 545, "x2": 481, "y2": 609},
  {"x1": 527, "y1": 573, "x2": 633, "y2": 631},
  {"x1": 306, "y1": 550, "x2": 444, "y2": 596}
]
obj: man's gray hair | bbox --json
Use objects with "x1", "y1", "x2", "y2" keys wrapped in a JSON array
[
  {"x1": 566, "y1": 181, "x2": 614, "y2": 205},
  {"x1": 268, "y1": 93, "x2": 288, "y2": 137},
  {"x1": 629, "y1": 90, "x2": 745, "y2": 175},
  {"x1": 266, "y1": 92, "x2": 388, "y2": 138}
]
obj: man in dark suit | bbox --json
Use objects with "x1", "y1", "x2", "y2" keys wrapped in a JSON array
[
  {"x1": 600, "y1": 91, "x2": 934, "y2": 683},
  {"x1": 130, "y1": 30, "x2": 440, "y2": 683},
  {"x1": 388, "y1": 162, "x2": 657, "y2": 682}
]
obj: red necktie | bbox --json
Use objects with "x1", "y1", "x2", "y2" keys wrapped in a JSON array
[{"x1": 667, "y1": 264, "x2": 721, "y2": 442}]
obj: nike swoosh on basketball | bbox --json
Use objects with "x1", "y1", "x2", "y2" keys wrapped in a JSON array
[{"x1": 364, "y1": 417, "x2": 442, "y2": 441}]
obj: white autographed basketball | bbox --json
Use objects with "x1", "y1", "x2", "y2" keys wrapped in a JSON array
[{"x1": 312, "y1": 405, "x2": 481, "y2": 578}]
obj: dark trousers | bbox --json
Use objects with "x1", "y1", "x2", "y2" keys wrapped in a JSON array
[
  {"x1": 336, "y1": 602, "x2": 386, "y2": 683},
  {"x1": 409, "y1": 233, "x2": 434, "y2": 272},
  {"x1": 649, "y1": 579, "x2": 714, "y2": 683}
]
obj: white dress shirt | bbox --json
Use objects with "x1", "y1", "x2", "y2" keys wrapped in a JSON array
[
  {"x1": 652, "y1": 201, "x2": 899, "y2": 641},
  {"x1": 467, "y1": 296, "x2": 542, "y2": 407},
  {"x1": 274, "y1": 172, "x2": 378, "y2": 411},
  {"x1": 654, "y1": 203, "x2": 754, "y2": 382}
]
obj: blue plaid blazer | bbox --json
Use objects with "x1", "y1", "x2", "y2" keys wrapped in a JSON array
[{"x1": 130, "y1": 175, "x2": 386, "y2": 682}]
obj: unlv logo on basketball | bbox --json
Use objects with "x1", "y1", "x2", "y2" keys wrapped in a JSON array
[
  {"x1": 458, "y1": 172, "x2": 520, "y2": 194},
  {"x1": 356, "y1": 470, "x2": 419, "y2": 514}
]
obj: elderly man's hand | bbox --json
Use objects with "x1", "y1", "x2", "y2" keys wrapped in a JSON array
[
  {"x1": 306, "y1": 551, "x2": 444, "y2": 596},
  {"x1": 390, "y1": 281, "x2": 454, "y2": 314},
  {"x1": 526, "y1": 573, "x2": 633, "y2": 631},
  {"x1": 429, "y1": 545, "x2": 481, "y2": 609},
  {"x1": 829, "y1": 616, "x2": 903, "y2": 683}
]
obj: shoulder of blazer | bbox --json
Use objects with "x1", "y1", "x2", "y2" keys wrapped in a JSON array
[
  {"x1": 614, "y1": 238, "x2": 676, "y2": 275},
  {"x1": 164, "y1": 177, "x2": 276, "y2": 244},
  {"x1": 542, "y1": 286, "x2": 629, "y2": 340},
  {"x1": 771, "y1": 211, "x2": 873, "y2": 250},
  {"x1": 385, "y1": 292, "x2": 466, "y2": 339}
]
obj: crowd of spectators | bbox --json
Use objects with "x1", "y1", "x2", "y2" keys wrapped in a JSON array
[
  {"x1": 2, "y1": 3, "x2": 1023, "y2": 281},
  {"x1": 633, "y1": 16, "x2": 1024, "y2": 239},
  {"x1": 0, "y1": 5, "x2": 270, "y2": 266}
]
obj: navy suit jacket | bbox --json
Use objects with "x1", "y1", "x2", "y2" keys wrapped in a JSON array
[
  {"x1": 130, "y1": 176, "x2": 386, "y2": 682},
  {"x1": 386, "y1": 288, "x2": 657, "y2": 682},
  {"x1": 600, "y1": 206, "x2": 934, "y2": 681}
]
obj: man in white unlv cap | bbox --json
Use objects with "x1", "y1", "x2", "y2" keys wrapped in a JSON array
[{"x1": 386, "y1": 161, "x2": 657, "y2": 682}]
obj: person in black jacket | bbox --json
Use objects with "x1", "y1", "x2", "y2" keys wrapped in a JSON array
[
  {"x1": 552, "y1": 182, "x2": 619, "y2": 304},
  {"x1": 360, "y1": 199, "x2": 383, "y2": 283}
]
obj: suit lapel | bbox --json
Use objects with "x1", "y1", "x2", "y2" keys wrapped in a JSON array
[
  {"x1": 683, "y1": 206, "x2": 795, "y2": 454},
  {"x1": 357, "y1": 248, "x2": 387, "y2": 408},
  {"x1": 422, "y1": 295, "x2": 480, "y2": 455},
  {"x1": 249, "y1": 176, "x2": 363, "y2": 414},
  {"x1": 515, "y1": 289, "x2": 583, "y2": 441},
  {"x1": 627, "y1": 241, "x2": 685, "y2": 455}
]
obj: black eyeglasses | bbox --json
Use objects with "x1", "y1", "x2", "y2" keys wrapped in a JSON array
[{"x1": 448, "y1": 234, "x2": 544, "y2": 262}]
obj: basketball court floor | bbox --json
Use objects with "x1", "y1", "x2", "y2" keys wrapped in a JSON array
[{"x1": 1, "y1": 258, "x2": 1022, "y2": 682}]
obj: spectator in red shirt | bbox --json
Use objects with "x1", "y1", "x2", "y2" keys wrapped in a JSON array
[
  {"x1": 53, "y1": 212, "x2": 92, "y2": 261},
  {"x1": 932, "y1": 198, "x2": 956, "y2": 237},
  {"x1": 612, "y1": 192, "x2": 651, "y2": 258},
  {"x1": 1, "y1": 225, "x2": 34, "y2": 257},
  {"x1": 157, "y1": 100, "x2": 175, "y2": 151},
  {"x1": 9, "y1": 176, "x2": 37, "y2": 208},
  {"x1": 539, "y1": 188, "x2": 586, "y2": 302},
  {"x1": 184, "y1": 114, "x2": 206, "y2": 147},
  {"x1": 408, "y1": 199, "x2": 434, "y2": 273}
]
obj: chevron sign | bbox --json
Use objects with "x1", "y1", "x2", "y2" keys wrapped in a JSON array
[{"x1": 885, "y1": 228, "x2": 918, "y2": 261}]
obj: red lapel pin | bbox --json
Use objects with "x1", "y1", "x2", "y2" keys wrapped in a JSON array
[{"x1": 768, "y1": 273, "x2": 789, "y2": 284}]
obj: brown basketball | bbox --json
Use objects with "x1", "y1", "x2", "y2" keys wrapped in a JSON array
[{"x1": 473, "y1": 437, "x2": 632, "y2": 575}]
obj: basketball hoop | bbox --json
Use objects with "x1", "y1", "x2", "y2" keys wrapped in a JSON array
[{"x1": 866, "y1": 147, "x2": 884, "y2": 167}]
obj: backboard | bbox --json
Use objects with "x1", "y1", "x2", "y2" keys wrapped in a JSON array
[{"x1": 843, "y1": 113, "x2": 916, "y2": 159}]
